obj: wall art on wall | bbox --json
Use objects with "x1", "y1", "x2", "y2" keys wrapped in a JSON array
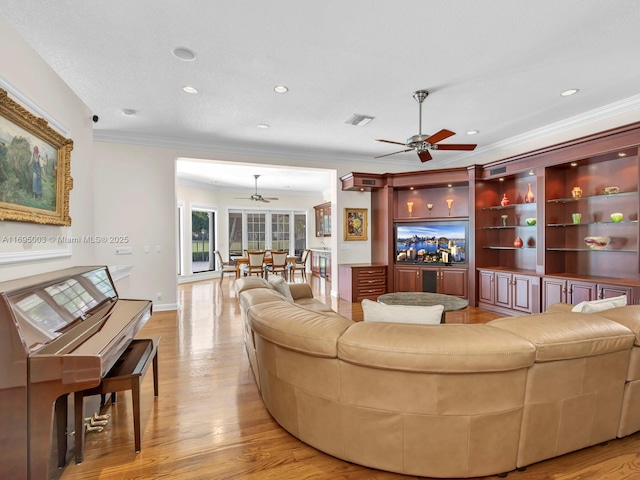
[
  {"x1": 0, "y1": 88, "x2": 73, "y2": 226},
  {"x1": 344, "y1": 208, "x2": 368, "y2": 241}
]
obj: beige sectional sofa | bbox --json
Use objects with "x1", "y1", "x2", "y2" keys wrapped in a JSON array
[{"x1": 235, "y1": 277, "x2": 640, "y2": 478}]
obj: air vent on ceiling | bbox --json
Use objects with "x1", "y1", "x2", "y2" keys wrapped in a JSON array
[
  {"x1": 345, "y1": 114, "x2": 374, "y2": 126},
  {"x1": 490, "y1": 166, "x2": 507, "y2": 176}
]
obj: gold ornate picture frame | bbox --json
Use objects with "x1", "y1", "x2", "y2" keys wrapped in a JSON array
[
  {"x1": 0, "y1": 88, "x2": 73, "y2": 226},
  {"x1": 344, "y1": 208, "x2": 368, "y2": 241}
]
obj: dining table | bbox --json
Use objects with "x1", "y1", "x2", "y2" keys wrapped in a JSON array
[{"x1": 233, "y1": 254, "x2": 297, "y2": 278}]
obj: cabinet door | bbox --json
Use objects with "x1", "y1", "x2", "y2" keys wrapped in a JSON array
[
  {"x1": 598, "y1": 284, "x2": 633, "y2": 303},
  {"x1": 494, "y1": 272, "x2": 512, "y2": 309},
  {"x1": 394, "y1": 267, "x2": 420, "y2": 292},
  {"x1": 542, "y1": 277, "x2": 566, "y2": 312},
  {"x1": 512, "y1": 274, "x2": 533, "y2": 313},
  {"x1": 478, "y1": 271, "x2": 495, "y2": 304},
  {"x1": 568, "y1": 280, "x2": 596, "y2": 305},
  {"x1": 440, "y1": 269, "x2": 468, "y2": 298}
]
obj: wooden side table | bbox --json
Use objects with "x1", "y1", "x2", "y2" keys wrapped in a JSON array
[{"x1": 74, "y1": 336, "x2": 160, "y2": 464}]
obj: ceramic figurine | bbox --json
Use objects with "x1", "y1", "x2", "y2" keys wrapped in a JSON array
[
  {"x1": 500, "y1": 194, "x2": 510, "y2": 206},
  {"x1": 571, "y1": 186, "x2": 583, "y2": 199},
  {"x1": 514, "y1": 236, "x2": 523, "y2": 248},
  {"x1": 525, "y1": 183, "x2": 535, "y2": 203}
]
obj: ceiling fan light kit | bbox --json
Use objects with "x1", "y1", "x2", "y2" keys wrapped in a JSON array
[{"x1": 375, "y1": 90, "x2": 477, "y2": 163}]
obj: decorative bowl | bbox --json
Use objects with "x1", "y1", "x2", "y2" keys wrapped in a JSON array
[
  {"x1": 584, "y1": 236, "x2": 611, "y2": 250},
  {"x1": 525, "y1": 218, "x2": 537, "y2": 226},
  {"x1": 610, "y1": 212, "x2": 624, "y2": 223},
  {"x1": 603, "y1": 186, "x2": 620, "y2": 195}
]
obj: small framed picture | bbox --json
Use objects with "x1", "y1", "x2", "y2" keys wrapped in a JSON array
[{"x1": 344, "y1": 208, "x2": 368, "y2": 241}]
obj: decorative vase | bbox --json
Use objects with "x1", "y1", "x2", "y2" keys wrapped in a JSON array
[
  {"x1": 501, "y1": 214, "x2": 508, "y2": 226},
  {"x1": 571, "y1": 186, "x2": 583, "y2": 199},
  {"x1": 524, "y1": 183, "x2": 535, "y2": 203},
  {"x1": 500, "y1": 194, "x2": 510, "y2": 207},
  {"x1": 514, "y1": 236, "x2": 523, "y2": 248}
]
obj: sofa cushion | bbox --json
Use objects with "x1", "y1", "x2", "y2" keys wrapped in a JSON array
[
  {"x1": 235, "y1": 276, "x2": 274, "y2": 295},
  {"x1": 571, "y1": 295, "x2": 627, "y2": 313},
  {"x1": 337, "y1": 323, "x2": 536, "y2": 373},
  {"x1": 489, "y1": 312, "x2": 635, "y2": 362},
  {"x1": 248, "y1": 301, "x2": 353, "y2": 357},
  {"x1": 596, "y1": 306, "x2": 640, "y2": 346},
  {"x1": 268, "y1": 276, "x2": 294, "y2": 303},
  {"x1": 361, "y1": 299, "x2": 443, "y2": 325}
]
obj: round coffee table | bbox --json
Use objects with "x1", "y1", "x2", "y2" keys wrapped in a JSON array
[{"x1": 377, "y1": 292, "x2": 469, "y2": 323}]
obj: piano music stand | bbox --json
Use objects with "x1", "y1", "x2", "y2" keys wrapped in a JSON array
[{"x1": 72, "y1": 336, "x2": 160, "y2": 464}]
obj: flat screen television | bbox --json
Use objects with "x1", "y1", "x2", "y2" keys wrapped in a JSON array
[{"x1": 395, "y1": 222, "x2": 467, "y2": 265}]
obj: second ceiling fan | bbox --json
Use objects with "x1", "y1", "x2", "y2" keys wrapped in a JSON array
[
  {"x1": 234, "y1": 175, "x2": 279, "y2": 203},
  {"x1": 375, "y1": 90, "x2": 477, "y2": 163}
]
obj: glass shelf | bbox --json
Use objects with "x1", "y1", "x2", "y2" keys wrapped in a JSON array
[
  {"x1": 547, "y1": 220, "x2": 638, "y2": 227},
  {"x1": 483, "y1": 246, "x2": 536, "y2": 250},
  {"x1": 482, "y1": 203, "x2": 536, "y2": 211},
  {"x1": 546, "y1": 248, "x2": 638, "y2": 253},
  {"x1": 482, "y1": 225, "x2": 537, "y2": 230},
  {"x1": 547, "y1": 190, "x2": 637, "y2": 203}
]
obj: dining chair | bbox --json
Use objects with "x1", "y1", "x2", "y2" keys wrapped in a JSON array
[
  {"x1": 266, "y1": 251, "x2": 289, "y2": 280},
  {"x1": 293, "y1": 249, "x2": 310, "y2": 281},
  {"x1": 242, "y1": 251, "x2": 266, "y2": 278},
  {"x1": 214, "y1": 250, "x2": 237, "y2": 284}
]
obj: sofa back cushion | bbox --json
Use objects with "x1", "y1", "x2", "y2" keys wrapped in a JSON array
[
  {"x1": 489, "y1": 312, "x2": 635, "y2": 362},
  {"x1": 249, "y1": 301, "x2": 353, "y2": 357},
  {"x1": 571, "y1": 295, "x2": 627, "y2": 313},
  {"x1": 338, "y1": 323, "x2": 536, "y2": 373}
]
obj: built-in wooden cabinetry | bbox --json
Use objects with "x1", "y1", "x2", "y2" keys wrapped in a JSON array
[
  {"x1": 479, "y1": 269, "x2": 540, "y2": 315},
  {"x1": 341, "y1": 122, "x2": 640, "y2": 310},
  {"x1": 395, "y1": 266, "x2": 467, "y2": 298},
  {"x1": 314, "y1": 202, "x2": 331, "y2": 237},
  {"x1": 338, "y1": 264, "x2": 387, "y2": 301}
]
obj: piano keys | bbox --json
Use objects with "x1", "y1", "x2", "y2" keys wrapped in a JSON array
[{"x1": 0, "y1": 266, "x2": 152, "y2": 480}]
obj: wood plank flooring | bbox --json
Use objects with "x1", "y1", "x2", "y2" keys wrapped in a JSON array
[{"x1": 55, "y1": 276, "x2": 640, "y2": 480}]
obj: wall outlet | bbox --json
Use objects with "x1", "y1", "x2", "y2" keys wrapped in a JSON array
[
  {"x1": 143, "y1": 245, "x2": 150, "y2": 253},
  {"x1": 156, "y1": 292, "x2": 162, "y2": 300},
  {"x1": 156, "y1": 245, "x2": 161, "y2": 253},
  {"x1": 115, "y1": 247, "x2": 133, "y2": 255}
]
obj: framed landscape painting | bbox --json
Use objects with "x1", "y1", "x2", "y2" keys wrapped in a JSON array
[
  {"x1": 0, "y1": 88, "x2": 73, "y2": 226},
  {"x1": 344, "y1": 208, "x2": 368, "y2": 241}
]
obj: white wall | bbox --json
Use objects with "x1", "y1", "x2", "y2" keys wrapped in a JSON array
[{"x1": 0, "y1": 16, "x2": 95, "y2": 282}]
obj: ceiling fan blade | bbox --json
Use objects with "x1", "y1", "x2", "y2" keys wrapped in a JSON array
[
  {"x1": 425, "y1": 129, "x2": 455, "y2": 145},
  {"x1": 436, "y1": 143, "x2": 477, "y2": 151},
  {"x1": 374, "y1": 148, "x2": 414, "y2": 159},
  {"x1": 418, "y1": 150, "x2": 433, "y2": 162},
  {"x1": 263, "y1": 197, "x2": 279, "y2": 201},
  {"x1": 375, "y1": 139, "x2": 408, "y2": 146},
  {"x1": 234, "y1": 197, "x2": 251, "y2": 200},
  {"x1": 260, "y1": 198, "x2": 270, "y2": 203}
]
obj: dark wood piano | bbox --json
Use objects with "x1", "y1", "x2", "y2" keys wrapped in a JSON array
[{"x1": 0, "y1": 266, "x2": 152, "y2": 480}]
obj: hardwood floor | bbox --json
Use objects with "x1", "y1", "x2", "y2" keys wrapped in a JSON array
[{"x1": 55, "y1": 276, "x2": 640, "y2": 480}]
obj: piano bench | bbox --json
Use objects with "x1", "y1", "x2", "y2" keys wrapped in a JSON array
[{"x1": 73, "y1": 336, "x2": 160, "y2": 464}]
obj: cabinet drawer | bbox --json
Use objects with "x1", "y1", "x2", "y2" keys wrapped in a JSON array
[
  {"x1": 357, "y1": 268, "x2": 386, "y2": 278},
  {"x1": 357, "y1": 277, "x2": 386, "y2": 287},
  {"x1": 356, "y1": 286, "x2": 387, "y2": 301}
]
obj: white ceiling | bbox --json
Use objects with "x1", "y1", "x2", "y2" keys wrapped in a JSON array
[{"x1": 2, "y1": 1, "x2": 640, "y2": 192}]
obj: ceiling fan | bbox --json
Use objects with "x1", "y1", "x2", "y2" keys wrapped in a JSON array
[
  {"x1": 234, "y1": 175, "x2": 279, "y2": 203},
  {"x1": 375, "y1": 90, "x2": 477, "y2": 163}
]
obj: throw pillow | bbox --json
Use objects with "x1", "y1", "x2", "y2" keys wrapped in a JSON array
[
  {"x1": 268, "y1": 276, "x2": 294, "y2": 303},
  {"x1": 361, "y1": 298, "x2": 444, "y2": 325},
  {"x1": 571, "y1": 295, "x2": 627, "y2": 313}
]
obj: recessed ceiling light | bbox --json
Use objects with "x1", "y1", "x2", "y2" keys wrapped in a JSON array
[
  {"x1": 561, "y1": 88, "x2": 579, "y2": 96},
  {"x1": 257, "y1": 124, "x2": 270, "y2": 129},
  {"x1": 182, "y1": 86, "x2": 198, "y2": 94},
  {"x1": 619, "y1": 152, "x2": 627, "y2": 157},
  {"x1": 447, "y1": 184, "x2": 452, "y2": 188},
  {"x1": 571, "y1": 162, "x2": 578, "y2": 167},
  {"x1": 499, "y1": 177, "x2": 505, "y2": 181},
  {"x1": 466, "y1": 130, "x2": 479, "y2": 135},
  {"x1": 122, "y1": 108, "x2": 136, "y2": 116},
  {"x1": 274, "y1": 85, "x2": 289, "y2": 94},
  {"x1": 172, "y1": 47, "x2": 197, "y2": 61}
]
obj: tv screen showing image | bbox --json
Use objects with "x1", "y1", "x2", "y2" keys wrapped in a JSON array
[{"x1": 395, "y1": 223, "x2": 467, "y2": 264}]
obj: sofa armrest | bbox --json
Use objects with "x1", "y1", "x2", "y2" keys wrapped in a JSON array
[{"x1": 288, "y1": 283, "x2": 314, "y2": 300}]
